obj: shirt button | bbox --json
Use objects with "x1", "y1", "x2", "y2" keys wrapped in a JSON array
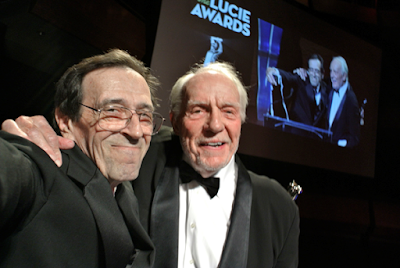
[
  {"x1": 190, "y1": 223, "x2": 196, "y2": 229},
  {"x1": 189, "y1": 260, "x2": 194, "y2": 264}
]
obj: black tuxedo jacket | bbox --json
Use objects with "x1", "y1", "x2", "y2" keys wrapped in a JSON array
[
  {"x1": 278, "y1": 69, "x2": 328, "y2": 128},
  {"x1": 326, "y1": 83, "x2": 360, "y2": 147},
  {"x1": 0, "y1": 131, "x2": 154, "y2": 268},
  {"x1": 133, "y1": 127, "x2": 299, "y2": 268}
]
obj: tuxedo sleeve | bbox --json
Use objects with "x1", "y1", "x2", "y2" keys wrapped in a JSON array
[
  {"x1": 248, "y1": 172, "x2": 300, "y2": 268},
  {"x1": 275, "y1": 203, "x2": 300, "y2": 268},
  {"x1": 344, "y1": 93, "x2": 360, "y2": 147},
  {"x1": 133, "y1": 126, "x2": 174, "y2": 232}
]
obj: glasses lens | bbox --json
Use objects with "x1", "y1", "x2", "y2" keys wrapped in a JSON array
[
  {"x1": 308, "y1": 68, "x2": 320, "y2": 75},
  {"x1": 98, "y1": 106, "x2": 164, "y2": 135},
  {"x1": 98, "y1": 106, "x2": 131, "y2": 131},
  {"x1": 151, "y1": 113, "x2": 164, "y2": 135}
]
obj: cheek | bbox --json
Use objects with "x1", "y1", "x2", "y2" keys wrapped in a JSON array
[
  {"x1": 180, "y1": 127, "x2": 200, "y2": 155},
  {"x1": 181, "y1": 121, "x2": 198, "y2": 142},
  {"x1": 228, "y1": 122, "x2": 242, "y2": 144},
  {"x1": 143, "y1": 136, "x2": 151, "y2": 152},
  {"x1": 184, "y1": 133, "x2": 197, "y2": 151},
  {"x1": 93, "y1": 132, "x2": 118, "y2": 156},
  {"x1": 71, "y1": 126, "x2": 98, "y2": 156}
]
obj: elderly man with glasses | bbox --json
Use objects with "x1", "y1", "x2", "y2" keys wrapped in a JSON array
[
  {"x1": 0, "y1": 49, "x2": 163, "y2": 267},
  {"x1": 266, "y1": 54, "x2": 329, "y2": 136}
]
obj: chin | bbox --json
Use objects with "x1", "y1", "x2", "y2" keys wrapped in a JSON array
[
  {"x1": 197, "y1": 157, "x2": 229, "y2": 173},
  {"x1": 109, "y1": 167, "x2": 139, "y2": 182}
]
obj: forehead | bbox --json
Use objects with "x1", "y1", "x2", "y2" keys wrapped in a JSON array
[
  {"x1": 82, "y1": 67, "x2": 151, "y2": 106},
  {"x1": 184, "y1": 71, "x2": 239, "y2": 103},
  {"x1": 330, "y1": 60, "x2": 342, "y2": 71},
  {"x1": 308, "y1": 59, "x2": 322, "y2": 69}
]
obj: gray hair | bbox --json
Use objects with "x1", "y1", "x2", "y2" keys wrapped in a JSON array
[
  {"x1": 55, "y1": 49, "x2": 159, "y2": 123},
  {"x1": 169, "y1": 61, "x2": 248, "y2": 122},
  {"x1": 332, "y1": 56, "x2": 349, "y2": 81}
]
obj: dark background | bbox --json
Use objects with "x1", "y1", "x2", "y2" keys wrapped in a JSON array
[{"x1": 1, "y1": 0, "x2": 399, "y2": 266}]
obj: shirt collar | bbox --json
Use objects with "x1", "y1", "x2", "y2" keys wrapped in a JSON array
[
  {"x1": 213, "y1": 155, "x2": 236, "y2": 184},
  {"x1": 335, "y1": 80, "x2": 348, "y2": 96},
  {"x1": 313, "y1": 84, "x2": 320, "y2": 93}
]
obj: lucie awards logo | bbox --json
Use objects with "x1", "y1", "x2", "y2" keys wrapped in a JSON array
[{"x1": 190, "y1": 0, "x2": 251, "y2": 36}]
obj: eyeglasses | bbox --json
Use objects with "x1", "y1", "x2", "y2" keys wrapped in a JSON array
[
  {"x1": 80, "y1": 103, "x2": 164, "y2": 135},
  {"x1": 308, "y1": 68, "x2": 321, "y2": 75}
]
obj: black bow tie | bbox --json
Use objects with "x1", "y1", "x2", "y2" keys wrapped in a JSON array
[{"x1": 179, "y1": 161, "x2": 220, "y2": 198}]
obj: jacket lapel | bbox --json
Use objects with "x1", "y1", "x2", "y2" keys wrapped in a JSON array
[
  {"x1": 218, "y1": 156, "x2": 253, "y2": 268},
  {"x1": 63, "y1": 147, "x2": 134, "y2": 268},
  {"x1": 333, "y1": 87, "x2": 348, "y2": 124},
  {"x1": 327, "y1": 85, "x2": 349, "y2": 129},
  {"x1": 115, "y1": 182, "x2": 155, "y2": 268},
  {"x1": 305, "y1": 84, "x2": 315, "y2": 105},
  {"x1": 150, "y1": 165, "x2": 180, "y2": 268}
]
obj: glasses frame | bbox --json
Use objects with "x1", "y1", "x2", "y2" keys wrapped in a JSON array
[
  {"x1": 79, "y1": 103, "x2": 164, "y2": 135},
  {"x1": 307, "y1": 68, "x2": 321, "y2": 75}
]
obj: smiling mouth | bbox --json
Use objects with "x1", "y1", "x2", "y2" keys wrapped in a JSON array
[
  {"x1": 201, "y1": 142, "x2": 225, "y2": 147},
  {"x1": 112, "y1": 145, "x2": 138, "y2": 149}
]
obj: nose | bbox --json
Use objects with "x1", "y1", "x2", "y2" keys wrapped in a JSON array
[
  {"x1": 120, "y1": 113, "x2": 144, "y2": 138},
  {"x1": 206, "y1": 109, "x2": 224, "y2": 133}
]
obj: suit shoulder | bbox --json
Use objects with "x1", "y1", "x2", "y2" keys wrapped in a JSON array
[
  {"x1": 144, "y1": 126, "x2": 175, "y2": 160},
  {"x1": 248, "y1": 171, "x2": 298, "y2": 210},
  {"x1": 248, "y1": 171, "x2": 285, "y2": 194},
  {"x1": 146, "y1": 126, "x2": 181, "y2": 162},
  {"x1": 150, "y1": 126, "x2": 174, "y2": 143}
]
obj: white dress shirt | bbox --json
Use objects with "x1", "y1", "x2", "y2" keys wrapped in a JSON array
[
  {"x1": 314, "y1": 85, "x2": 321, "y2": 106},
  {"x1": 178, "y1": 156, "x2": 237, "y2": 268}
]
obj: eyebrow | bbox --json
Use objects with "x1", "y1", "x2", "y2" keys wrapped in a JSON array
[
  {"x1": 187, "y1": 100, "x2": 240, "y2": 108},
  {"x1": 187, "y1": 100, "x2": 206, "y2": 106},
  {"x1": 99, "y1": 98, "x2": 154, "y2": 111}
]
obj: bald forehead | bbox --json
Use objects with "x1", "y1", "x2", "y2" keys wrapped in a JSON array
[
  {"x1": 330, "y1": 59, "x2": 342, "y2": 70},
  {"x1": 186, "y1": 71, "x2": 237, "y2": 92},
  {"x1": 83, "y1": 67, "x2": 147, "y2": 93}
]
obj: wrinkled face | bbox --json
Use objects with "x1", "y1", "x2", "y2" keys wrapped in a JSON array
[
  {"x1": 308, "y1": 59, "x2": 323, "y2": 87},
  {"x1": 330, "y1": 59, "x2": 347, "y2": 90},
  {"x1": 63, "y1": 67, "x2": 152, "y2": 187},
  {"x1": 172, "y1": 71, "x2": 242, "y2": 178}
]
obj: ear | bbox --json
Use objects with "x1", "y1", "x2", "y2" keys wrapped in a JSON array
[
  {"x1": 55, "y1": 108, "x2": 76, "y2": 141},
  {"x1": 169, "y1": 112, "x2": 181, "y2": 135}
]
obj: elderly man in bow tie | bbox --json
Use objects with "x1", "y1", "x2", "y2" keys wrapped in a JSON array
[
  {"x1": 134, "y1": 61, "x2": 299, "y2": 268},
  {"x1": 326, "y1": 56, "x2": 360, "y2": 147}
]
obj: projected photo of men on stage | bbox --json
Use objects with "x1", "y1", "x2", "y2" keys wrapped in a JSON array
[
  {"x1": 248, "y1": 18, "x2": 369, "y2": 149},
  {"x1": 151, "y1": 0, "x2": 381, "y2": 177}
]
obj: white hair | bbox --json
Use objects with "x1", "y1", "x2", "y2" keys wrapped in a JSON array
[{"x1": 332, "y1": 56, "x2": 349, "y2": 81}]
